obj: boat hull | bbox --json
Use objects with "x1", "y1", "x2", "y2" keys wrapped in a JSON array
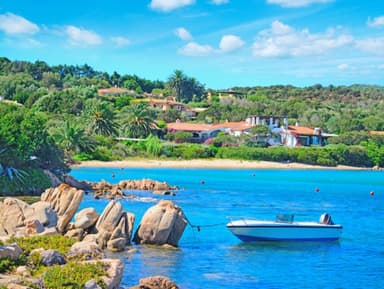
[{"x1": 227, "y1": 220, "x2": 342, "y2": 242}]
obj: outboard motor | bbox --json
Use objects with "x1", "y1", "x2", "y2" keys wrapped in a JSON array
[{"x1": 320, "y1": 213, "x2": 334, "y2": 225}]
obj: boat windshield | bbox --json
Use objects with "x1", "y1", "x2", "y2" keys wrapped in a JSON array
[{"x1": 275, "y1": 214, "x2": 294, "y2": 223}]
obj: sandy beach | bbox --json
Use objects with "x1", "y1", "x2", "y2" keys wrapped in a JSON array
[{"x1": 71, "y1": 159, "x2": 364, "y2": 170}]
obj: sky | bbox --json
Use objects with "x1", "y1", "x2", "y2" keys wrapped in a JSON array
[{"x1": 0, "y1": 0, "x2": 383, "y2": 89}]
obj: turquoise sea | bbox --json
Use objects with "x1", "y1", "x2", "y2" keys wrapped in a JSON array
[{"x1": 70, "y1": 167, "x2": 384, "y2": 289}]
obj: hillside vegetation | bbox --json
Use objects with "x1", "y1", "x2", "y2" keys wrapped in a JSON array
[{"x1": 1, "y1": 58, "x2": 383, "y2": 194}]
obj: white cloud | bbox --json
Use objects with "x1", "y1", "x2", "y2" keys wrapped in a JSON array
[
  {"x1": 337, "y1": 63, "x2": 349, "y2": 70},
  {"x1": 178, "y1": 41, "x2": 214, "y2": 56},
  {"x1": 149, "y1": 0, "x2": 195, "y2": 12},
  {"x1": 367, "y1": 16, "x2": 384, "y2": 28},
  {"x1": 219, "y1": 35, "x2": 245, "y2": 52},
  {"x1": 356, "y1": 38, "x2": 384, "y2": 55},
  {"x1": 65, "y1": 25, "x2": 102, "y2": 46},
  {"x1": 211, "y1": 0, "x2": 229, "y2": 5},
  {"x1": 175, "y1": 27, "x2": 192, "y2": 41},
  {"x1": 267, "y1": 0, "x2": 333, "y2": 8},
  {"x1": 111, "y1": 36, "x2": 130, "y2": 47},
  {"x1": 0, "y1": 13, "x2": 39, "y2": 35},
  {"x1": 252, "y1": 21, "x2": 353, "y2": 57}
]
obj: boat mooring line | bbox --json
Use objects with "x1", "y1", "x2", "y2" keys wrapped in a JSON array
[{"x1": 185, "y1": 216, "x2": 226, "y2": 232}]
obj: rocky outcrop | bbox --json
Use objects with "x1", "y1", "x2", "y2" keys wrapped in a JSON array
[
  {"x1": 94, "y1": 201, "x2": 135, "y2": 251},
  {"x1": 30, "y1": 248, "x2": 66, "y2": 266},
  {"x1": 63, "y1": 174, "x2": 93, "y2": 191},
  {"x1": 129, "y1": 275, "x2": 179, "y2": 289},
  {"x1": 0, "y1": 198, "x2": 34, "y2": 236},
  {"x1": 133, "y1": 200, "x2": 187, "y2": 247},
  {"x1": 67, "y1": 240, "x2": 105, "y2": 260},
  {"x1": 41, "y1": 184, "x2": 84, "y2": 233},
  {"x1": 29, "y1": 201, "x2": 58, "y2": 228},
  {"x1": 74, "y1": 208, "x2": 99, "y2": 230},
  {"x1": 0, "y1": 243, "x2": 23, "y2": 260},
  {"x1": 117, "y1": 179, "x2": 178, "y2": 191},
  {"x1": 90, "y1": 179, "x2": 178, "y2": 199},
  {"x1": 85, "y1": 259, "x2": 123, "y2": 289}
]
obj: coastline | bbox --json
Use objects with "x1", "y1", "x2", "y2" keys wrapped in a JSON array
[{"x1": 71, "y1": 159, "x2": 365, "y2": 170}]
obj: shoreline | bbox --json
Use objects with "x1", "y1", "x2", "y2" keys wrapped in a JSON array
[{"x1": 71, "y1": 159, "x2": 366, "y2": 170}]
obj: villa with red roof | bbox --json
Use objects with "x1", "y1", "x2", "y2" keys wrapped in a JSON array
[
  {"x1": 167, "y1": 121, "x2": 254, "y2": 142},
  {"x1": 281, "y1": 125, "x2": 337, "y2": 147},
  {"x1": 167, "y1": 116, "x2": 336, "y2": 146}
]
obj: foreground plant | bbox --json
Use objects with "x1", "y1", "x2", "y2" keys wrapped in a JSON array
[{"x1": 42, "y1": 261, "x2": 107, "y2": 289}]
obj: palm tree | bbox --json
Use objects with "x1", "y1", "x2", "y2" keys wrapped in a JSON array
[
  {"x1": 52, "y1": 120, "x2": 96, "y2": 157},
  {"x1": 87, "y1": 102, "x2": 119, "y2": 136},
  {"x1": 0, "y1": 140, "x2": 27, "y2": 184},
  {"x1": 167, "y1": 70, "x2": 186, "y2": 102},
  {"x1": 121, "y1": 103, "x2": 157, "y2": 138}
]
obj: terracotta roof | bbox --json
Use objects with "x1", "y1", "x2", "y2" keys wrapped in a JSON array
[
  {"x1": 167, "y1": 121, "x2": 252, "y2": 132},
  {"x1": 369, "y1": 131, "x2": 384, "y2": 136},
  {"x1": 167, "y1": 122, "x2": 214, "y2": 132},
  {"x1": 287, "y1": 125, "x2": 321, "y2": 136},
  {"x1": 216, "y1": 121, "x2": 252, "y2": 131}
]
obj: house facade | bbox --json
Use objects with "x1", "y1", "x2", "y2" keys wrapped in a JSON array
[
  {"x1": 280, "y1": 125, "x2": 335, "y2": 147},
  {"x1": 167, "y1": 116, "x2": 336, "y2": 147},
  {"x1": 167, "y1": 121, "x2": 253, "y2": 142}
]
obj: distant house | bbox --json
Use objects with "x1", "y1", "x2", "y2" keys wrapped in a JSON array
[
  {"x1": 147, "y1": 98, "x2": 186, "y2": 112},
  {"x1": 147, "y1": 98, "x2": 207, "y2": 120},
  {"x1": 167, "y1": 116, "x2": 337, "y2": 147},
  {"x1": 369, "y1": 131, "x2": 384, "y2": 136},
  {"x1": 280, "y1": 125, "x2": 336, "y2": 147},
  {"x1": 0, "y1": 96, "x2": 22, "y2": 106},
  {"x1": 167, "y1": 120, "x2": 253, "y2": 142},
  {"x1": 98, "y1": 87, "x2": 133, "y2": 97}
]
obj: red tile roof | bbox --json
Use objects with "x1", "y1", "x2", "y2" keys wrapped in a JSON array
[
  {"x1": 287, "y1": 125, "x2": 321, "y2": 136},
  {"x1": 167, "y1": 121, "x2": 252, "y2": 132}
]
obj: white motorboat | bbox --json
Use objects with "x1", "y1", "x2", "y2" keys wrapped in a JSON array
[{"x1": 227, "y1": 213, "x2": 342, "y2": 242}]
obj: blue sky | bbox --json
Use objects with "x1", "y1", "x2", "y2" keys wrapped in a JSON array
[{"x1": 0, "y1": 0, "x2": 383, "y2": 89}]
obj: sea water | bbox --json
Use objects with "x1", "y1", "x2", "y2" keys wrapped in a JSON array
[{"x1": 70, "y1": 168, "x2": 384, "y2": 289}]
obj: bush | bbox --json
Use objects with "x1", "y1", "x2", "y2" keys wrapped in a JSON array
[
  {"x1": 163, "y1": 143, "x2": 216, "y2": 159},
  {"x1": 8, "y1": 235, "x2": 76, "y2": 255},
  {"x1": 42, "y1": 261, "x2": 107, "y2": 289},
  {"x1": 0, "y1": 168, "x2": 52, "y2": 196}
]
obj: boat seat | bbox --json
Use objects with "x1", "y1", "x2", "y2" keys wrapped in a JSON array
[{"x1": 319, "y1": 213, "x2": 334, "y2": 225}]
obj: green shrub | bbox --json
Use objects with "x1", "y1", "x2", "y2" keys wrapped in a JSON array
[
  {"x1": 0, "y1": 168, "x2": 51, "y2": 196},
  {"x1": 43, "y1": 261, "x2": 106, "y2": 289},
  {"x1": 0, "y1": 256, "x2": 27, "y2": 273},
  {"x1": 161, "y1": 143, "x2": 216, "y2": 159},
  {"x1": 145, "y1": 135, "x2": 162, "y2": 157},
  {"x1": 91, "y1": 146, "x2": 115, "y2": 161},
  {"x1": 8, "y1": 235, "x2": 76, "y2": 255}
]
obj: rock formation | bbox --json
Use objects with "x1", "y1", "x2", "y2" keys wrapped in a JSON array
[
  {"x1": 129, "y1": 275, "x2": 179, "y2": 289},
  {"x1": 41, "y1": 183, "x2": 84, "y2": 232},
  {"x1": 94, "y1": 200, "x2": 135, "y2": 251},
  {"x1": 133, "y1": 200, "x2": 187, "y2": 247},
  {"x1": 90, "y1": 179, "x2": 178, "y2": 199}
]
